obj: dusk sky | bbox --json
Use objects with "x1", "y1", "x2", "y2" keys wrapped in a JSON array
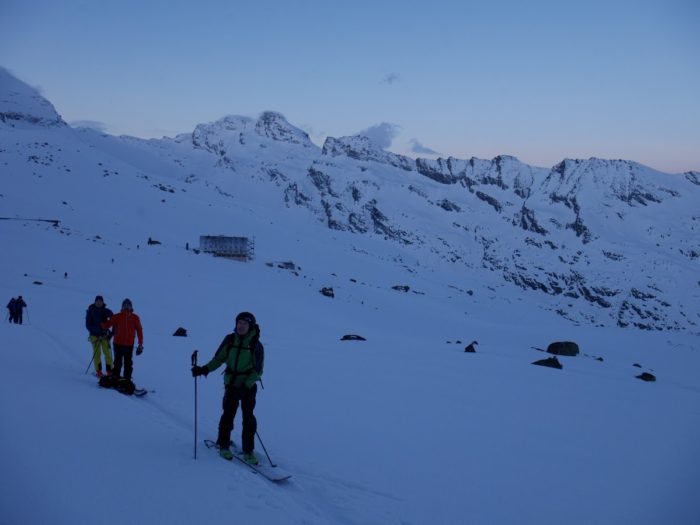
[{"x1": 1, "y1": 0, "x2": 698, "y2": 172}]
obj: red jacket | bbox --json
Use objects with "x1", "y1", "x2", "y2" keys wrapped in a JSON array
[{"x1": 102, "y1": 311, "x2": 143, "y2": 347}]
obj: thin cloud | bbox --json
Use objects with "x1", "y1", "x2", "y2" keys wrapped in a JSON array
[
  {"x1": 409, "y1": 138, "x2": 441, "y2": 156},
  {"x1": 71, "y1": 120, "x2": 108, "y2": 132},
  {"x1": 299, "y1": 124, "x2": 325, "y2": 141},
  {"x1": 358, "y1": 122, "x2": 400, "y2": 149},
  {"x1": 381, "y1": 72, "x2": 400, "y2": 85}
]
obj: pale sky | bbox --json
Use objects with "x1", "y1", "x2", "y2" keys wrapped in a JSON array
[{"x1": 1, "y1": 0, "x2": 698, "y2": 172}]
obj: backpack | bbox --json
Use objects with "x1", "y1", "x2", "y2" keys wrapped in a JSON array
[
  {"x1": 251, "y1": 323, "x2": 264, "y2": 375},
  {"x1": 116, "y1": 378, "x2": 136, "y2": 395},
  {"x1": 98, "y1": 375, "x2": 117, "y2": 389}
]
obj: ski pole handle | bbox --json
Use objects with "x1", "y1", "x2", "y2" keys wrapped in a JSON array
[{"x1": 191, "y1": 349, "x2": 198, "y2": 366}]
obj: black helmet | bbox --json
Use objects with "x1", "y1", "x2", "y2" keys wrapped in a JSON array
[
  {"x1": 122, "y1": 298, "x2": 133, "y2": 310},
  {"x1": 235, "y1": 311, "x2": 256, "y2": 326}
]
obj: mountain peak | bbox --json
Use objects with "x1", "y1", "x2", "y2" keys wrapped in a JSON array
[
  {"x1": 254, "y1": 111, "x2": 314, "y2": 147},
  {"x1": 191, "y1": 111, "x2": 314, "y2": 151},
  {"x1": 321, "y1": 134, "x2": 415, "y2": 171},
  {"x1": 0, "y1": 67, "x2": 66, "y2": 128}
]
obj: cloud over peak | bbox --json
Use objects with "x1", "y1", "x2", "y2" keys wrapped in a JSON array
[
  {"x1": 71, "y1": 119, "x2": 108, "y2": 132},
  {"x1": 409, "y1": 138, "x2": 441, "y2": 156},
  {"x1": 358, "y1": 122, "x2": 400, "y2": 149}
]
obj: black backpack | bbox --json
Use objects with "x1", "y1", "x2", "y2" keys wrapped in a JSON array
[
  {"x1": 98, "y1": 375, "x2": 135, "y2": 395},
  {"x1": 116, "y1": 378, "x2": 136, "y2": 395},
  {"x1": 251, "y1": 323, "x2": 264, "y2": 375},
  {"x1": 98, "y1": 375, "x2": 117, "y2": 389}
]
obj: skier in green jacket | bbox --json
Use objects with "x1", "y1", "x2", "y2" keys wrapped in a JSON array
[{"x1": 192, "y1": 312, "x2": 264, "y2": 465}]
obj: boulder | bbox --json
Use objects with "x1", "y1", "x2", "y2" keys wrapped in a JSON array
[
  {"x1": 546, "y1": 341, "x2": 579, "y2": 357},
  {"x1": 464, "y1": 341, "x2": 478, "y2": 353},
  {"x1": 341, "y1": 334, "x2": 366, "y2": 341},
  {"x1": 636, "y1": 372, "x2": 656, "y2": 382},
  {"x1": 320, "y1": 287, "x2": 335, "y2": 298},
  {"x1": 532, "y1": 356, "x2": 563, "y2": 369},
  {"x1": 277, "y1": 261, "x2": 298, "y2": 270},
  {"x1": 173, "y1": 327, "x2": 188, "y2": 337}
]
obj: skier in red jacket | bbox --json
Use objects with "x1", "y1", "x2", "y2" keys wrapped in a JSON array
[{"x1": 101, "y1": 298, "x2": 143, "y2": 389}]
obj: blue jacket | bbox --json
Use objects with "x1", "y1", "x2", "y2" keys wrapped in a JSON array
[{"x1": 85, "y1": 304, "x2": 113, "y2": 337}]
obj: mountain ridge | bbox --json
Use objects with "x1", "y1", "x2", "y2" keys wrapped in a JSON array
[{"x1": 2, "y1": 67, "x2": 698, "y2": 332}]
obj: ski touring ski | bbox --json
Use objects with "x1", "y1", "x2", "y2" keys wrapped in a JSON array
[{"x1": 203, "y1": 439, "x2": 291, "y2": 482}]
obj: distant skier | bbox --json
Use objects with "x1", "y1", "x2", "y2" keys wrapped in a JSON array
[
  {"x1": 6, "y1": 297, "x2": 16, "y2": 323},
  {"x1": 11, "y1": 296, "x2": 27, "y2": 324},
  {"x1": 85, "y1": 295, "x2": 114, "y2": 377},
  {"x1": 191, "y1": 311, "x2": 264, "y2": 465},
  {"x1": 101, "y1": 298, "x2": 144, "y2": 395}
]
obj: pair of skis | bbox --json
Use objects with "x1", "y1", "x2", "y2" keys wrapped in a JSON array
[{"x1": 203, "y1": 439, "x2": 291, "y2": 482}]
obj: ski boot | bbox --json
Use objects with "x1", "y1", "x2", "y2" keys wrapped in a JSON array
[{"x1": 243, "y1": 452, "x2": 259, "y2": 465}]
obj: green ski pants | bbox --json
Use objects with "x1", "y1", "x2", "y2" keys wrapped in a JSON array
[{"x1": 89, "y1": 335, "x2": 113, "y2": 372}]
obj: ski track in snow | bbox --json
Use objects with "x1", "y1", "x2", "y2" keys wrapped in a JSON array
[{"x1": 1, "y1": 321, "x2": 405, "y2": 525}]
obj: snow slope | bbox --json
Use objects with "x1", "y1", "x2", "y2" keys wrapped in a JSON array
[
  {"x1": 1, "y1": 66, "x2": 699, "y2": 524},
  {"x1": 2, "y1": 219, "x2": 699, "y2": 524}
]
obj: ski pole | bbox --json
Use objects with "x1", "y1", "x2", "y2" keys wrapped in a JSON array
[
  {"x1": 191, "y1": 350, "x2": 198, "y2": 460},
  {"x1": 85, "y1": 340, "x2": 100, "y2": 375},
  {"x1": 255, "y1": 430, "x2": 276, "y2": 467},
  {"x1": 25, "y1": 307, "x2": 30, "y2": 324}
]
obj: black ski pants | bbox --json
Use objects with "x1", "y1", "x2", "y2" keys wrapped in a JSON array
[
  {"x1": 113, "y1": 344, "x2": 134, "y2": 380},
  {"x1": 217, "y1": 384, "x2": 257, "y2": 454}
]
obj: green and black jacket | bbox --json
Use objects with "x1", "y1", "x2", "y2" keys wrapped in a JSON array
[{"x1": 204, "y1": 329, "x2": 264, "y2": 389}]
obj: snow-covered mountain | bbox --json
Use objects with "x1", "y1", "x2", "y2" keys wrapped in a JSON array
[
  {"x1": 0, "y1": 68, "x2": 66, "y2": 128},
  {"x1": 2, "y1": 67, "x2": 700, "y2": 525},
  {"x1": 2, "y1": 67, "x2": 697, "y2": 333}
]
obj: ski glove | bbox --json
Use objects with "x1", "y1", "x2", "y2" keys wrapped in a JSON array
[
  {"x1": 136, "y1": 345, "x2": 144, "y2": 355},
  {"x1": 191, "y1": 365, "x2": 209, "y2": 377}
]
